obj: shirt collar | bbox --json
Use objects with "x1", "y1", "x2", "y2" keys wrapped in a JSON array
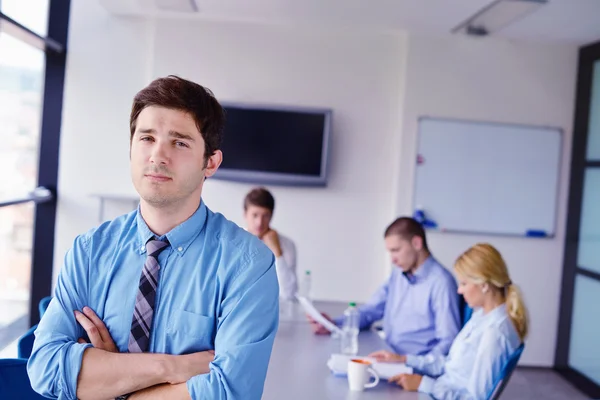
[
  {"x1": 402, "y1": 255, "x2": 435, "y2": 283},
  {"x1": 136, "y1": 200, "x2": 208, "y2": 256}
]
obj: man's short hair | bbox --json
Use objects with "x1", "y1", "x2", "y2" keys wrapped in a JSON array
[
  {"x1": 384, "y1": 217, "x2": 428, "y2": 250},
  {"x1": 129, "y1": 75, "x2": 225, "y2": 164},
  {"x1": 244, "y1": 187, "x2": 275, "y2": 213}
]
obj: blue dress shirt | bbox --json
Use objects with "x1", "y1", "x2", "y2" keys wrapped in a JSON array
[
  {"x1": 27, "y1": 201, "x2": 279, "y2": 399},
  {"x1": 406, "y1": 303, "x2": 521, "y2": 400},
  {"x1": 334, "y1": 256, "x2": 460, "y2": 356}
]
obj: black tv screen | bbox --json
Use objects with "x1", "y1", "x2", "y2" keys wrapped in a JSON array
[{"x1": 213, "y1": 104, "x2": 332, "y2": 186}]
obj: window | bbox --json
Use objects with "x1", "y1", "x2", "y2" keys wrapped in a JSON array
[
  {"x1": 556, "y1": 42, "x2": 600, "y2": 398},
  {"x1": 0, "y1": 0, "x2": 70, "y2": 351}
]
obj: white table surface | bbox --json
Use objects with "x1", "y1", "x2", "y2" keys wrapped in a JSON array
[{"x1": 262, "y1": 301, "x2": 433, "y2": 400}]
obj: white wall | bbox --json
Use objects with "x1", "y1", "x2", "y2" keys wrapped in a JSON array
[
  {"x1": 53, "y1": 0, "x2": 153, "y2": 282},
  {"x1": 396, "y1": 35, "x2": 578, "y2": 366},
  {"x1": 55, "y1": 1, "x2": 409, "y2": 304}
]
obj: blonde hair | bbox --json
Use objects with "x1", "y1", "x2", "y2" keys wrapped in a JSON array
[{"x1": 454, "y1": 243, "x2": 528, "y2": 342}]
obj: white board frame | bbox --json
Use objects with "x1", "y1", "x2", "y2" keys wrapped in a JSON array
[{"x1": 412, "y1": 116, "x2": 563, "y2": 238}]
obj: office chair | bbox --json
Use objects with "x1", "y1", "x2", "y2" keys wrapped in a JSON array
[
  {"x1": 0, "y1": 358, "x2": 46, "y2": 399},
  {"x1": 17, "y1": 325, "x2": 37, "y2": 359},
  {"x1": 487, "y1": 343, "x2": 525, "y2": 400},
  {"x1": 18, "y1": 296, "x2": 52, "y2": 359},
  {"x1": 459, "y1": 294, "x2": 473, "y2": 326},
  {"x1": 38, "y1": 296, "x2": 52, "y2": 319}
]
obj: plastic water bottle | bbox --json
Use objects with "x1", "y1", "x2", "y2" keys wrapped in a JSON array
[
  {"x1": 299, "y1": 270, "x2": 312, "y2": 300},
  {"x1": 341, "y1": 302, "x2": 359, "y2": 355}
]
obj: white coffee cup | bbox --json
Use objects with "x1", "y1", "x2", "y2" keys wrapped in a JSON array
[{"x1": 347, "y1": 358, "x2": 380, "y2": 391}]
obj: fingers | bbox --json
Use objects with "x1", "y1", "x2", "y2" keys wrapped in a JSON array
[
  {"x1": 82, "y1": 306, "x2": 111, "y2": 344},
  {"x1": 368, "y1": 350, "x2": 387, "y2": 361},
  {"x1": 309, "y1": 322, "x2": 330, "y2": 335},
  {"x1": 77, "y1": 338, "x2": 88, "y2": 344},
  {"x1": 75, "y1": 307, "x2": 118, "y2": 352},
  {"x1": 388, "y1": 374, "x2": 402, "y2": 385},
  {"x1": 74, "y1": 310, "x2": 102, "y2": 347}
]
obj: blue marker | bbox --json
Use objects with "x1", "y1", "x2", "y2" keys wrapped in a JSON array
[{"x1": 525, "y1": 230, "x2": 547, "y2": 237}]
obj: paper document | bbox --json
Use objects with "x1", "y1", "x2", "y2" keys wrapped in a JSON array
[
  {"x1": 327, "y1": 353, "x2": 413, "y2": 380},
  {"x1": 296, "y1": 295, "x2": 343, "y2": 335}
]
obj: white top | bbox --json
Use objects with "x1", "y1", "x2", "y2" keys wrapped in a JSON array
[
  {"x1": 275, "y1": 233, "x2": 298, "y2": 300},
  {"x1": 406, "y1": 303, "x2": 522, "y2": 400}
]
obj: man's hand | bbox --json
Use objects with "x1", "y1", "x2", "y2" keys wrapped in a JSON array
[
  {"x1": 74, "y1": 306, "x2": 119, "y2": 353},
  {"x1": 388, "y1": 373, "x2": 423, "y2": 391},
  {"x1": 367, "y1": 350, "x2": 406, "y2": 363},
  {"x1": 165, "y1": 350, "x2": 215, "y2": 384},
  {"x1": 306, "y1": 312, "x2": 333, "y2": 335},
  {"x1": 262, "y1": 229, "x2": 283, "y2": 257}
]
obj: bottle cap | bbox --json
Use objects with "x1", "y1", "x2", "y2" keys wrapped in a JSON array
[{"x1": 349, "y1": 302, "x2": 356, "y2": 307}]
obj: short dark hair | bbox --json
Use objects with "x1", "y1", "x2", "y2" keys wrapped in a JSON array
[
  {"x1": 244, "y1": 187, "x2": 275, "y2": 213},
  {"x1": 384, "y1": 217, "x2": 428, "y2": 250},
  {"x1": 129, "y1": 75, "x2": 225, "y2": 164}
]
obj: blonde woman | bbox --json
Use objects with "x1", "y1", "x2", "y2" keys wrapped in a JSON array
[{"x1": 369, "y1": 243, "x2": 528, "y2": 400}]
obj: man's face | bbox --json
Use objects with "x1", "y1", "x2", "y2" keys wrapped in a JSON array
[
  {"x1": 384, "y1": 234, "x2": 421, "y2": 272},
  {"x1": 244, "y1": 205, "x2": 272, "y2": 238},
  {"x1": 130, "y1": 106, "x2": 221, "y2": 208}
]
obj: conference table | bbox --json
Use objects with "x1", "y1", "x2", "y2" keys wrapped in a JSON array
[{"x1": 262, "y1": 301, "x2": 433, "y2": 399}]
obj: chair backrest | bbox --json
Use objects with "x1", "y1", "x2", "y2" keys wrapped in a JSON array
[
  {"x1": 17, "y1": 325, "x2": 38, "y2": 359},
  {"x1": 0, "y1": 358, "x2": 46, "y2": 399},
  {"x1": 487, "y1": 343, "x2": 525, "y2": 400},
  {"x1": 38, "y1": 296, "x2": 52, "y2": 320},
  {"x1": 459, "y1": 295, "x2": 473, "y2": 326}
]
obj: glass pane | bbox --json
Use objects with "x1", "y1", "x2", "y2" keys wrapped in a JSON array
[
  {"x1": 0, "y1": 203, "x2": 34, "y2": 349},
  {"x1": 587, "y1": 61, "x2": 600, "y2": 160},
  {"x1": 577, "y1": 168, "x2": 600, "y2": 274},
  {"x1": 0, "y1": 32, "x2": 45, "y2": 349},
  {"x1": 568, "y1": 274, "x2": 600, "y2": 384},
  {"x1": 0, "y1": 0, "x2": 50, "y2": 37}
]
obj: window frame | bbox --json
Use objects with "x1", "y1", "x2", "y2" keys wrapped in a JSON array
[{"x1": 555, "y1": 40, "x2": 600, "y2": 398}]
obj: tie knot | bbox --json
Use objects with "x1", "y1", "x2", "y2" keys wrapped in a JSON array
[{"x1": 146, "y1": 239, "x2": 169, "y2": 258}]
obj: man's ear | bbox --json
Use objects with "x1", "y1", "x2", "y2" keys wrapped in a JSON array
[
  {"x1": 204, "y1": 150, "x2": 223, "y2": 178},
  {"x1": 411, "y1": 235, "x2": 423, "y2": 252}
]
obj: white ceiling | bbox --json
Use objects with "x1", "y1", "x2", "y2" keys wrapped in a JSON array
[{"x1": 99, "y1": 0, "x2": 600, "y2": 45}]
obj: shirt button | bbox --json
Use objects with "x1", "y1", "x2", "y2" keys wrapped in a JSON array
[
  {"x1": 178, "y1": 246, "x2": 183, "y2": 252},
  {"x1": 141, "y1": 245, "x2": 145, "y2": 251}
]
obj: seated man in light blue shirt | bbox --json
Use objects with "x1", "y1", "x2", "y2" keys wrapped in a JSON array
[
  {"x1": 310, "y1": 217, "x2": 460, "y2": 356},
  {"x1": 377, "y1": 243, "x2": 528, "y2": 400},
  {"x1": 27, "y1": 76, "x2": 279, "y2": 400}
]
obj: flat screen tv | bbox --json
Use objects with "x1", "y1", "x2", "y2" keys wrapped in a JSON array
[{"x1": 213, "y1": 103, "x2": 332, "y2": 187}]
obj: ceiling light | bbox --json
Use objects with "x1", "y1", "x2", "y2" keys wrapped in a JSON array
[{"x1": 452, "y1": 0, "x2": 547, "y2": 36}]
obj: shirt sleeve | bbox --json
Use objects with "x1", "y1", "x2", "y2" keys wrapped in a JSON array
[
  {"x1": 420, "y1": 329, "x2": 512, "y2": 400},
  {"x1": 429, "y1": 277, "x2": 461, "y2": 356},
  {"x1": 334, "y1": 275, "x2": 390, "y2": 330},
  {"x1": 27, "y1": 235, "x2": 93, "y2": 400},
  {"x1": 275, "y1": 238, "x2": 298, "y2": 300},
  {"x1": 186, "y1": 251, "x2": 279, "y2": 400},
  {"x1": 405, "y1": 353, "x2": 447, "y2": 377}
]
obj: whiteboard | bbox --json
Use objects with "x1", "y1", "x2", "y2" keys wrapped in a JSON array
[{"x1": 413, "y1": 117, "x2": 562, "y2": 238}]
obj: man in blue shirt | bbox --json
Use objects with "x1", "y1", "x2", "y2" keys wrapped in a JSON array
[
  {"x1": 310, "y1": 217, "x2": 460, "y2": 356},
  {"x1": 27, "y1": 76, "x2": 279, "y2": 400}
]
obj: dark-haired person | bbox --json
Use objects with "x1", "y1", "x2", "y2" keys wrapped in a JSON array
[
  {"x1": 243, "y1": 187, "x2": 298, "y2": 300},
  {"x1": 27, "y1": 76, "x2": 279, "y2": 400},
  {"x1": 309, "y1": 217, "x2": 460, "y2": 357}
]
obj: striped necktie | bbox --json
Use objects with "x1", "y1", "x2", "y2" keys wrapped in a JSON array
[{"x1": 128, "y1": 238, "x2": 169, "y2": 353}]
